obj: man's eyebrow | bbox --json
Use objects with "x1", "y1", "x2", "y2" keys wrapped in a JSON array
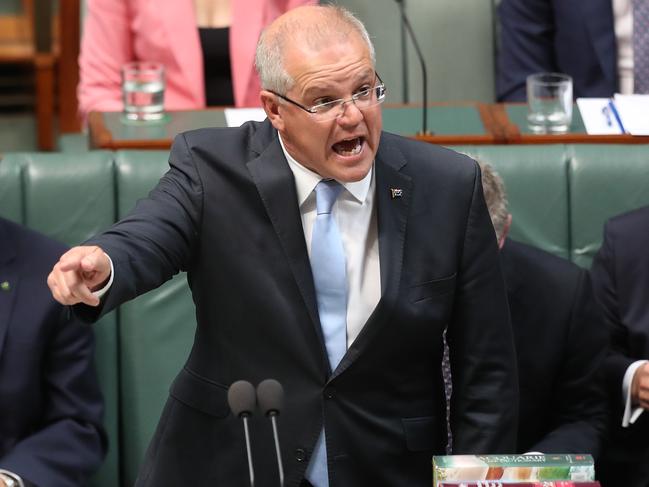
[{"x1": 302, "y1": 71, "x2": 376, "y2": 98}]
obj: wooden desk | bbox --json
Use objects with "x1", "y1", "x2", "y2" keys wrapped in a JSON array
[{"x1": 88, "y1": 103, "x2": 648, "y2": 150}]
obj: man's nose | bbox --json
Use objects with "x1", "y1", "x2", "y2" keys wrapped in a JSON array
[{"x1": 336, "y1": 100, "x2": 364, "y2": 126}]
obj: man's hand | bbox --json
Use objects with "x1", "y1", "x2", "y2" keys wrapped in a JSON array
[
  {"x1": 631, "y1": 362, "x2": 649, "y2": 410},
  {"x1": 47, "y1": 246, "x2": 111, "y2": 306}
]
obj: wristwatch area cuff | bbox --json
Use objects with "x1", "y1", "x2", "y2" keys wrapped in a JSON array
[{"x1": 0, "y1": 470, "x2": 24, "y2": 487}]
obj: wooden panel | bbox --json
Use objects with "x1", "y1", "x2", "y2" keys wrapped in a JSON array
[{"x1": 58, "y1": 0, "x2": 80, "y2": 132}]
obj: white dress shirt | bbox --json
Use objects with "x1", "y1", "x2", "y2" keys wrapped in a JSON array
[
  {"x1": 613, "y1": 0, "x2": 634, "y2": 93},
  {"x1": 622, "y1": 359, "x2": 648, "y2": 426},
  {"x1": 279, "y1": 134, "x2": 381, "y2": 347}
]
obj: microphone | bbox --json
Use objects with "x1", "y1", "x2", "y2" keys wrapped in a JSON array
[
  {"x1": 228, "y1": 380, "x2": 257, "y2": 487},
  {"x1": 257, "y1": 379, "x2": 285, "y2": 487},
  {"x1": 394, "y1": 0, "x2": 431, "y2": 135}
]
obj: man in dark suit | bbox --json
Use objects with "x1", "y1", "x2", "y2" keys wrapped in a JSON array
[
  {"x1": 47, "y1": 6, "x2": 518, "y2": 486},
  {"x1": 480, "y1": 163, "x2": 608, "y2": 456},
  {"x1": 497, "y1": 0, "x2": 618, "y2": 101},
  {"x1": 591, "y1": 206, "x2": 649, "y2": 487},
  {"x1": 0, "y1": 217, "x2": 106, "y2": 487}
]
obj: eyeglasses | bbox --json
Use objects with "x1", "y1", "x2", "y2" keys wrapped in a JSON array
[{"x1": 270, "y1": 73, "x2": 386, "y2": 122}]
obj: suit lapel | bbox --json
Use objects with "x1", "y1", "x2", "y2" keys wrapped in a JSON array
[
  {"x1": 245, "y1": 126, "x2": 327, "y2": 359},
  {"x1": 332, "y1": 135, "x2": 412, "y2": 379},
  {"x1": 0, "y1": 221, "x2": 19, "y2": 359},
  {"x1": 579, "y1": 0, "x2": 617, "y2": 88}
]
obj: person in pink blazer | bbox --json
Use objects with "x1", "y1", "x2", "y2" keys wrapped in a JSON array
[{"x1": 78, "y1": 0, "x2": 316, "y2": 118}]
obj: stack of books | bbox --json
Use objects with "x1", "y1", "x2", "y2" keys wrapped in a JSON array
[{"x1": 433, "y1": 454, "x2": 599, "y2": 486}]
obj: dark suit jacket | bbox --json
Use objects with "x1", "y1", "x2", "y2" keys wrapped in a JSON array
[
  {"x1": 81, "y1": 120, "x2": 518, "y2": 487},
  {"x1": 501, "y1": 239, "x2": 608, "y2": 457},
  {"x1": 497, "y1": 0, "x2": 617, "y2": 101},
  {"x1": 591, "y1": 207, "x2": 649, "y2": 472},
  {"x1": 0, "y1": 217, "x2": 106, "y2": 487}
]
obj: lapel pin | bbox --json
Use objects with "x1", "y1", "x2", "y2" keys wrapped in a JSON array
[
  {"x1": 390, "y1": 188, "x2": 403, "y2": 199},
  {"x1": 1, "y1": 281, "x2": 10, "y2": 292}
]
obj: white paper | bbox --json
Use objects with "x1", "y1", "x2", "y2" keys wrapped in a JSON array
[
  {"x1": 576, "y1": 98, "x2": 622, "y2": 134},
  {"x1": 613, "y1": 94, "x2": 649, "y2": 136},
  {"x1": 224, "y1": 108, "x2": 267, "y2": 127}
]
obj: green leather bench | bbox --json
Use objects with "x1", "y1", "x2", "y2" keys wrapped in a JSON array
[{"x1": 1, "y1": 143, "x2": 649, "y2": 486}]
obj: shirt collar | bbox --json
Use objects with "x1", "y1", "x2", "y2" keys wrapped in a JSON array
[{"x1": 278, "y1": 133, "x2": 373, "y2": 207}]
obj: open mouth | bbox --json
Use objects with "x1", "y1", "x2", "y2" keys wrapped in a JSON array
[{"x1": 332, "y1": 136, "x2": 364, "y2": 157}]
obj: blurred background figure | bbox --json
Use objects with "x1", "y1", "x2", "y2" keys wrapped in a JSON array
[
  {"x1": 591, "y1": 206, "x2": 649, "y2": 487},
  {"x1": 480, "y1": 162, "x2": 609, "y2": 457},
  {"x1": 0, "y1": 216, "x2": 106, "y2": 487},
  {"x1": 497, "y1": 0, "x2": 649, "y2": 100},
  {"x1": 78, "y1": 0, "x2": 316, "y2": 119}
]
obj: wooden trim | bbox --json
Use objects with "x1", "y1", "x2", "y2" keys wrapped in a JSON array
[
  {"x1": 34, "y1": 52, "x2": 55, "y2": 150},
  {"x1": 413, "y1": 134, "x2": 498, "y2": 146},
  {"x1": 58, "y1": 0, "x2": 81, "y2": 133},
  {"x1": 513, "y1": 133, "x2": 649, "y2": 144},
  {"x1": 88, "y1": 111, "x2": 114, "y2": 149}
]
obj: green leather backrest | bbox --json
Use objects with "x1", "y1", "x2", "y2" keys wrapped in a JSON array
[
  {"x1": 450, "y1": 145, "x2": 570, "y2": 259},
  {"x1": 114, "y1": 150, "x2": 196, "y2": 486},
  {"x1": 0, "y1": 155, "x2": 22, "y2": 222},
  {"x1": 0, "y1": 152, "x2": 120, "y2": 487},
  {"x1": 569, "y1": 145, "x2": 649, "y2": 268}
]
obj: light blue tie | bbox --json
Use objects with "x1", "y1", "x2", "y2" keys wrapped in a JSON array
[{"x1": 305, "y1": 179, "x2": 347, "y2": 487}]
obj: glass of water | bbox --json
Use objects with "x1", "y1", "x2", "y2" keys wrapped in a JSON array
[
  {"x1": 526, "y1": 73, "x2": 573, "y2": 133},
  {"x1": 121, "y1": 61, "x2": 165, "y2": 121}
]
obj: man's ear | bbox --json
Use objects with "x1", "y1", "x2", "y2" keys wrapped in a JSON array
[
  {"x1": 498, "y1": 213, "x2": 513, "y2": 249},
  {"x1": 260, "y1": 90, "x2": 285, "y2": 132}
]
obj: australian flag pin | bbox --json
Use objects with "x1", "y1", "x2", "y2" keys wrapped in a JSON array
[{"x1": 390, "y1": 188, "x2": 403, "y2": 199}]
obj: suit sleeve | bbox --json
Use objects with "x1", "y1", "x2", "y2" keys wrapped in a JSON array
[
  {"x1": 530, "y1": 270, "x2": 608, "y2": 458},
  {"x1": 447, "y1": 162, "x2": 519, "y2": 454},
  {"x1": 0, "y1": 307, "x2": 106, "y2": 487},
  {"x1": 591, "y1": 222, "x2": 634, "y2": 414},
  {"x1": 76, "y1": 133, "x2": 203, "y2": 322},
  {"x1": 496, "y1": 0, "x2": 557, "y2": 101},
  {"x1": 78, "y1": 0, "x2": 132, "y2": 119}
]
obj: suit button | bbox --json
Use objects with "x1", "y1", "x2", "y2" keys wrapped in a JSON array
[
  {"x1": 295, "y1": 448, "x2": 307, "y2": 462},
  {"x1": 324, "y1": 387, "x2": 335, "y2": 399}
]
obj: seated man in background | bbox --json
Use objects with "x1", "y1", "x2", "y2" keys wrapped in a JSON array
[
  {"x1": 496, "y1": 0, "x2": 648, "y2": 100},
  {"x1": 590, "y1": 206, "x2": 649, "y2": 487},
  {"x1": 480, "y1": 162, "x2": 608, "y2": 456},
  {"x1": 0, "y1": 217, "x2": 106, "y2": 487}
]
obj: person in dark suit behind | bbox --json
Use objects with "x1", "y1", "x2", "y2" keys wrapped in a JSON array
[
  {"x1": 590, "y1": 206, "x2": 649, "y2": 487},
  {"x1": 496, "y1": 0, "x2": 621, "y2": 101},
  {"x1": 479, "y1": 162, "x2": 608, "y2": 456},
  {"x1": 46, "y1": 5, "x2": 518, "y2": 486},
  {"x1": 0, "y1": 217, "x2": 106, "y2": 487}
]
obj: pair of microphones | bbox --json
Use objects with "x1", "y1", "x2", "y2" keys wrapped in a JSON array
[{"x1": 227, "y1": 379, "x2": 285, "y2": 487}]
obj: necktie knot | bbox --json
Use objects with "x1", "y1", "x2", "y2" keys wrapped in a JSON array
[{"x1": 315, "y1": 179, "x2": 343, "y2": 215}]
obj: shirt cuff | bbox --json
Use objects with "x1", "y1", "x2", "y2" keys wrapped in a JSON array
[
  {"x1": 622, "y1": 359, "x2": 648, "y2": 427},
  {"x1": 0, "y1": 470, "x2": 25, "y2": 487},
  {"x1": 91, "y1": 253, "x2": 114, "y2": 299}
]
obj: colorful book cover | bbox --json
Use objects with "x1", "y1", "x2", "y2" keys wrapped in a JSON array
[
  {"x1": 433, "y1": 454, "x2": 595, "y2": 485},
  {"x1": 437, "y1": 482, "x2": 601, "y2": 487}
]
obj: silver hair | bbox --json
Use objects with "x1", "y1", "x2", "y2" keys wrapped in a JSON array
[
  {"x1": 478, "y1": 161, "x2": 510, "y2": 242},
  {"x1": 254, "y1": 5, "x2": 376, "y2": 95}
]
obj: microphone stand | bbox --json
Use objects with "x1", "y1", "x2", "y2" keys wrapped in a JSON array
[
  {"x1": 269, "y1": 411, "x2": 284, "y2": 486},
  {"x1": 397, "y1": 0, "x2": 409, "y2": 103},
  {"x1": 242, "y1": 413, "x2": 255, "y2": 487},
  {"x1": 394, "y1": 0, "x2": 430, "y2": 135}
]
